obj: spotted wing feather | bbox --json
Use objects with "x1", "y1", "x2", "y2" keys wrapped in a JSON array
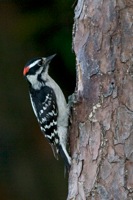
[{"x1": 30, "y1": 86, "x2": 59, "y2": 157}]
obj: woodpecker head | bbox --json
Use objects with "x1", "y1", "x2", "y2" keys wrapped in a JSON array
[{"x1": 23, "y1": 54, "x2": 56, "y2": 88}]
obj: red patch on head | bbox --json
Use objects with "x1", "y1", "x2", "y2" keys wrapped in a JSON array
[{"x1": 23, "y1": 66, "x2": 29, "y2": 76}]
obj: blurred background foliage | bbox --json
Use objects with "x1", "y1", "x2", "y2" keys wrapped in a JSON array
[{"x1": 0, "y1": 1, "x2": 75, "y2": 200}]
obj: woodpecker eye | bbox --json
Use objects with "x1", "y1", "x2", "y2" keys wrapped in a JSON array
[{"x1": 38, "y1": 59, "x2": 43, "y2": 67}]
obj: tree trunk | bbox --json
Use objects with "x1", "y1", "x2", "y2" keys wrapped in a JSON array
[{"x1": 67, "y1": 0, "x2": 133, "y2": 199}]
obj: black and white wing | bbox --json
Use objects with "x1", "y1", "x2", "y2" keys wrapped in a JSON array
[{"x1": 30, "y1": 86, "x2": 59, "y2": 158}]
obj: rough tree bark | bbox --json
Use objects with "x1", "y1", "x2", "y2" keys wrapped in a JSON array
[{"x1": 67, "y1": 0, "x2": 133, "y2": 199}]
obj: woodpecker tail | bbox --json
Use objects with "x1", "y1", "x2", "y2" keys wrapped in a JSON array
[
  {"x1": 50, "y1": 144, "x2": 59, "y2": 160},
  {"x1": 58, "y1": 144, "x2": 71, "y2": 170}
]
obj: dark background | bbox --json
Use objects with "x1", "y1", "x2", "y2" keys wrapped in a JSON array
[{"x1": 0, "y1": 1, "x2": 75, "y2": 200}]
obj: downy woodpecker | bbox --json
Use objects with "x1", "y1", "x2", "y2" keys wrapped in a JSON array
[{"x1": 23, "y1": 55, "x2": 71, "y2": 169}]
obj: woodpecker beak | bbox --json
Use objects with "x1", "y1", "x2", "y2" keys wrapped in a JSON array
[
  {"x1": 23, "y1": 66, "x2": 29, "y2": 76},
  {"x1": 44, "y1": 54, "x2": 56, "y2": 65}
]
